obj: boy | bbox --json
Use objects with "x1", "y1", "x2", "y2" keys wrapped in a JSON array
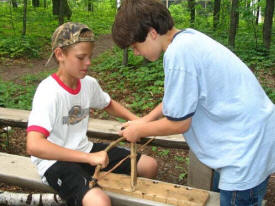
[
  {"x1": 113, "y1": 0, "x2": 275, "y2": 205},
  {"x1": 26, "y1": 22, "x2": 158, "y2": 206}
]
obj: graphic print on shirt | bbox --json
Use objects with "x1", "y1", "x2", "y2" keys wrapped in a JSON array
[{"x1": 63, "y1": 105, "x2": 89, "y2": 125}]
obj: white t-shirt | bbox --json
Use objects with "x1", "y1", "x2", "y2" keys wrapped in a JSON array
[
  {"x1": 27, "y1": 74, "x2": 111, "y2": 178},
  {"x1": 163, "y1": 28, "x2": 275, "y2": 190}
]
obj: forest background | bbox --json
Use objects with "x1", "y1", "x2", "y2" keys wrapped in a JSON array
[{"x1": 0, "y1": 0, "x2": 274, "y2": 115}]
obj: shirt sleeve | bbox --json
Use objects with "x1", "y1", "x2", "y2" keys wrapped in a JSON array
[
  {"x1": 89, "y1": 78, "x2": 111, "y2": 109},
  {"x1": 27, "y1": 83, "x2": 57, "y2": 137},
  {"x1": 162, "y1": 48, "x2": 199, "y2": 121}
]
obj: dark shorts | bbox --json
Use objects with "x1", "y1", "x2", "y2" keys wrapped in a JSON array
[{"x1": 44, "y1": 143, "x2": 141, "y2": 206}]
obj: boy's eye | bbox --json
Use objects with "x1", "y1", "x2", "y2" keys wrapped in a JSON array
[{"x1": 77, "y1": 56, "x2": 84, "y2": 60}]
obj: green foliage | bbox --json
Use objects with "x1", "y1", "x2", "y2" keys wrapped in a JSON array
[
  {"x1": 263, "y1": 86, "x2": 275, "y2": 103},
  {"x1": 0, "y1": 0, "x2": 274, "y2": 111},
  {"x1": 0, "y1": 131, "x2": 9, "y2": 149},
  {"x1": 151, "y1": 146, "x2": 158, "y2": 152},
  {"x1": 174, "y1": 155, "x2": 185, "y2": 162},
  {"x1": 151, "y1": 146, "x2": 170, "y2": 157},
  {"x1": 158, "y1": 149, "x2": 170, "y2": 157},
  {"x1": 0, "y1": 79, "x2": 35, "y2": 110},
  {"x1": 185, "y1": 157, "x2": 190, "y2": 165},
  {"x1": 92, "y1": 48, "x2": 164, "y2": 114},
  {"x1": 0, "y1": 36, "x2": 40, "y2": 58},
  {"x1": 22, "y1": 69, "x2": 56, "y2": 84},
  {"x1": 0, "y1": 0, "x2": 116, "y2": 59},
  {"x1": 119, "y1": 141, "x2": 126, "y2": 146},
  {"x1": 178, "y1": 172, "x2": 187, "y2": 181},
  {"x1": 175, "y1": 164, "x2": 187, "y2": 181},
  {"x1": 0, "y1": 126, "x2": 14, "y2": 150}
]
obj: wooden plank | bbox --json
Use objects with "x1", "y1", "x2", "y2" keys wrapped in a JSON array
[
  {"x1": 0, "y1": 152, "x2": 220, "y2": 206},
  {"x1": 187, "y1": 151, "x2": 213, "y2": 191},
  {"x1": 0, "y1": 107, "x2": 215, "y2": 191},
  {"x1": 97, "y1": 172, "x2": 210, "y2": 206},
  {"x1": 0, "y1": 107, "x2": 188, "y2": 149}
]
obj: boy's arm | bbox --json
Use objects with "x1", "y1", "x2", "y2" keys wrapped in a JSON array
[
  {"x1": 120, "y1": 102, "x2": 164, "y2": 128},
  {"x1": 119, "y1": 117, "x2": 191, "y2": 143},
  {"x1": 142, "y1": 103, "x2": 163, "y2": 122},
  {"x1": 104, "y1": 99, "x2": 138, "y2": 121},
  {"x1": 26, "y1": 131, "x2": 109, "y2": 168}
]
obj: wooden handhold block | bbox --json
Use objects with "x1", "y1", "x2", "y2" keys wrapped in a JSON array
[{"x1": 97, "y1": 172, "x2": 209, "y2": 206}]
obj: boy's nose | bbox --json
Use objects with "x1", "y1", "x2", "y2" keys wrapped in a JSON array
[{"x1": 86, "y1": 58, "x2": 91, "y2": 65}]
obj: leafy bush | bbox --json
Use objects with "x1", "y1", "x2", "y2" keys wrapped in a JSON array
[
  {"x1": 0, "y1": 79, "x2": 35, "y2": 110},
  {"x1": 0, "y1": 36, "x2": 40, "y2": 58},
  {"x1": 92, "y1": 48, "x2": 164, "y2": 115}
]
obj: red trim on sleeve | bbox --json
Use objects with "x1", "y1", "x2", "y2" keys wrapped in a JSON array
[
  {"x1": 51, "y1": 73, "x2": 81, "y2": 95},
  {"x1": 27, "y1": 126, "x2": 50, "y2": 138}
]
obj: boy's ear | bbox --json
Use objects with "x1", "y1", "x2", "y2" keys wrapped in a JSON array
[
  {"x1": 54, "y1": 48, "x2": 64, "y2": 62},
  {"x1": 149, "y1": 28, "x2": 158, "y2": 40}
]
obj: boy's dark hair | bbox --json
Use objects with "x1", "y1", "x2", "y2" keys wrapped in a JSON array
[{"x1": 112, "y1": 0, "x2": 174, "y2": 49}]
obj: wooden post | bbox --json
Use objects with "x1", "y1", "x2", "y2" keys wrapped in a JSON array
[
  {"x1": 187, "y1": 150, "x2": 213, "y2": 190},
  {"x1": 130, "y1": 142, "x2": 137, "y2": 191}
]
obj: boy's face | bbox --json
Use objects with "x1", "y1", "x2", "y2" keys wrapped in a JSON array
[
  {"x1": 58, "y1": 42, "x2": 94, "y2": 80},
  {"x1": 131, "y1": 29, "x2": 162, "y2": 62}
]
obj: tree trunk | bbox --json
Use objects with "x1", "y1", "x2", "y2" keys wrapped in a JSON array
[
  {"x1": 88, "y1": 0, "x2": 93, "y2": 11},
  {"x1": 58, "y1": 0, "x2": 65, "y2": 25},
  {"x1": 228, "y1": 0, "x2": 239, "y2": 48},
  {"x1": 22, "y1": 0, "x2": 27, "y2": 36},
  {"x1": 263, "y1": 0, "x2": 275, "y2": 50},
  {"x1": 11, "y1": 0, "x2": 17, "y2": 8},
  {"x1": 213, "y1": 0, "x2": 221, "y2": 30},
  {"x1": 116, "y1": 0, "x2": 128, "y2": 66},
  {"x1": 32, "y1": 0, "x2": 39, "y2": 7},
  {"x1": 52, "y1": 0, "x2": 72, "y2": 20},
  {"x1": 123, "y1": 48, "x2": 128, "y2": 66},
  {"x1": 255, "y1": 0, "x2": 260, "y2": 25},
  {"x1": 44, "y1": 0, "x2": 47, "y2": 8},
  {"x1": 0, "y1": 190, "x2": 65, "y2": 206},
  {"x1": 188, "y1": 0, "x2": 196, "y2": 26},
  {"x1": 52, "y1": 0, "x2": 59, "y2": 15}
]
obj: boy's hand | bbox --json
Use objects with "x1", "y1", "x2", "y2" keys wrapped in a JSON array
[
  {"x1": 88, "y1": 151, "x2": 109, "y2": 168},
  {"x1": 121, "y1": 118, "x2": 147, "y2": 128},
  {"x1": 119, "y1": 124, "x2": 142, "y2": 143}
]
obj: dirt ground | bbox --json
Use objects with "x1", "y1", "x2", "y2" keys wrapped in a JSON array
[
  {"x1": 0, "y1": 34, "x2": 115, "y2": 83},
  {"x1": 0, "y1": 34, "x2": 274, "y2": 205}
]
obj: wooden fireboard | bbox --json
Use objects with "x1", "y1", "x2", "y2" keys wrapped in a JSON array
[{"x1": 97, "y1": 172, "x2": 209, "y2": 206}]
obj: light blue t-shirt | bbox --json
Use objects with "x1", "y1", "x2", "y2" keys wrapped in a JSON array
[{"x1": 163, "y1": 28, "x2": 275, "y2": 190}]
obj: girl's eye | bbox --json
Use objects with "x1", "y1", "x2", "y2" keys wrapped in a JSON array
[{"x1": 77, "y1": 56, "x2": 84, "y2": 60}]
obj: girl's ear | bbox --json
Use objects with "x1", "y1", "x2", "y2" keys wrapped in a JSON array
[{"x1": 54, "y1": 48, "x2": 64, "y2": 62}]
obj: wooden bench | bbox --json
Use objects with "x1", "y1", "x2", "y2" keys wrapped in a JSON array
[
  {"x1": 0, "y1": 107, "x2": 221, "y2": 204},
  {"x1": 0, "y1": 152, "x2": 221, "y2": 206},
  {"x1": 0, "y1": 107, "x2": 214, "y2": 191}
]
